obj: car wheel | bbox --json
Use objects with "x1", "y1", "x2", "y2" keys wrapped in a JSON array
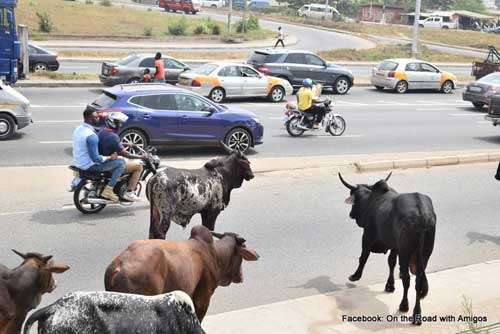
[
  {"x1": 209, "y1": 87, "x2": 225, "y2": 103},
  {"x1": 375, "y1": 85, "x2": 384, "y2": 91},
  {"x1": 395, "y1": 80, "x2": 408, "y2": 94},
  {"x1": 33, "y1": 62, "x2": 48, "y2": 72},
  {"x1": 440, "y1": 80, "x2": 454, "y2": 94},
  {"x1": 211, "y1": 4, "x2": 217, "y2": 7},
  {"x1": 473, "y1": 102, "x2": 485, "y2": 109},
  {"x1": 418, "y1": 24, "x2": 424, "y2": 28},
  {"x1": 333, "y1": 76, "x2": 350, "y2": 95},
  {"x1": 224, "y1": 127, "x2": 252, "y2": 153},
  {"x1": 120, "y1": 129, "x2": 149, "y2": 154},
  {"x1": 0, "y1": 114, "x2": 15, "y2": 140},
  {"x1": 442, "y1": 26, "x2": 449, "y2": 29},
  {"x1": 269, "y1": 86, "x2": 285, "y2": 102},
  {"x1": 127, "y1": 77, "x2": 141, "y2": 84}
]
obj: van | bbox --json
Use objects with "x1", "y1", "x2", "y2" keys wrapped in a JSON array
[
  {"x1": 0, "y1": 81, "x2": 31, "y2": 140},
  {"x1": 297, "y1": 4, "x2": 339, "y2": 19}
]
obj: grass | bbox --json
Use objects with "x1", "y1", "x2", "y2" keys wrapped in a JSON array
[
  {"x1": 57, "y1": 50, "x2": 249, "y2": 60},
  {"x1": 319, "y1": 44, "x2": 478, "y2": 63},
  {"x1": 18, "y1": 0, "x2": 272, "y2": 40},
  {"x1": 29, "y1": 72, "x2": 99, "y2": 81}
]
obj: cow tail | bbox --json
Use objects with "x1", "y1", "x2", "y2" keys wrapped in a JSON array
[
  {"x1": 23, "y1": 305, "x2": 52, "y2": 334},
  {"x1": 416, "y1": 230, "x2": 429, "y2": 299}
]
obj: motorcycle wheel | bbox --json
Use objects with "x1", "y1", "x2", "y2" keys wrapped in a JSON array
[
  {"x1": 74, "y1": 182, "x2": 106, "y2": 214},
  {"x1": 286, "y1": 117, "x2": 305, "y2": 137},
  {"x1": 327, "y1": 115, "x2": 346, "y2": 136}
]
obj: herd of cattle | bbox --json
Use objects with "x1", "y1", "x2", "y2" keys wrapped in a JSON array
[{"x1": 0, "y1": 150, "x2": 437, "y2": 333}]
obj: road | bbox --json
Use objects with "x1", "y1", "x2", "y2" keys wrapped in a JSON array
[
  {"x1": 58, "y1": 60, "x2": 473, "y2": 78},
  {"x1": 2, "y1": 86, "x2": 498, "y2": 167},
  {"x1": 2, "y1": 163, "x2": 500, "y2": 316}
]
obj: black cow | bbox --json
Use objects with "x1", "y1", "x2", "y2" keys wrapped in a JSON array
[
  {"x1": 23, "y1": 290, "x2": 205, "y2": 334},
  {"x1": 146, "y1": 150, "x2": 254, "y2": 239},
  {"x1": 338, "y1": 172, "x2": 436, "y2": 325},
  {"x1": 495, "y1": 162, "x2": 500, "y2": 181}
]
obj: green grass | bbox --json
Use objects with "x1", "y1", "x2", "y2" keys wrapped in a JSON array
[{"x1": 29, "y1": 72, "x2": 99, "y2": 81}]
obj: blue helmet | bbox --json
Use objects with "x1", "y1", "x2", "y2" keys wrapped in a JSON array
[{"x1": 302, "y1": 78, "x2": 313, "y2": 88}]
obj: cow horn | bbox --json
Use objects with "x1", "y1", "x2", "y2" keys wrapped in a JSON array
[
  {"x1": 338, "y1": 173, "x2": 355, "y2": 190},
  {"x1": 211, "y1": 232, "x2": 225, "y2": 239},
  {"x1": 385, "y1": 171, "x2": 393, "y2": 182},
  {"x1": 220, "y1": 141, "x2": 235, "y2": 155},
  {"x1": 12, "y1": 249, "x2": 27, "y2": 259},
  {"x1": 42, "y1": 255, "x2": 53, "y2": 263}
]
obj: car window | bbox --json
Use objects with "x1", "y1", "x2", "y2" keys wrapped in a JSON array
[
  {"x1": 129, "y1": 95, "x2": 164, "y2": 110},
  {"x1": 478, "y1": 73, "x2": 500, "y2": 85},
  {"x1": 28, "y1": 46, "x2": 37, "y2": 54},
  {"x1": 240, "y1": 66, "x2": 260, "y2": 77},
  {"x1": 139, "y1": 57, "x2": 155, "y2": 68},
  {"x1": 378, "y1": 61, "x2": 398, "y2": 71},
  {"x1": 304, "y1": 54, "x2": 325, "y2": 66},
  {"x1": 92, "y1": 92, "x2": 116, "y2": 108},
  {"x1": 218, "y1": 66, "x2": 242, "y2": 77},
  {"x1": 165, "y1": 58, "x2": 184, "y2": 69},
  {"x1": 285, "y1": 53, "x2": 306, "y2": 64},
  {"x1": 195, "y1": 63, "x2": 218, "y2": 75},
  {"x1": 116, "y1": 55, "x2": 139, "y2": 66},
  {"x1": 405, "y1": 63, "x2": 419, "y2": 71},
  {"x1": 174, "y1": 94, "x2": 213, "y2": 112},
  {"x1": 420, "y1": 63, "x2": 438, "y2": 73},
  {"x1": 265, "y1": 53, "x2": 285, "y2": 63}
]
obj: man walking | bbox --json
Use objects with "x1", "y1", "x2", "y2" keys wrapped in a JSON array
[
  {"x1": 154, "y1": 52, "x2": 166, "y2": 83},
  {"x1": 274, "y1": 26, "x2": 285, "y2": 48}
]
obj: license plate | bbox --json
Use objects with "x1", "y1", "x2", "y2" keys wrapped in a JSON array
[{"x1": 469, "y1": 86, "x2": 481, "y2": 92}]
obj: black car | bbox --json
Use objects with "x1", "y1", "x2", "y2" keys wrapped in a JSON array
[
  {"x1": 247, "y1": 48, "x2": 354, "y2": 94},
  {"x1": 28, "y1": 44, "x2": 59, "y2": 72},
  {"x1": 463, "y1": 72, "x2": 500, "y2": 109}
]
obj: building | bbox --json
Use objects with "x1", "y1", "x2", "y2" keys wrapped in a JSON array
[
  {"x1": 359, "y1": 4, "x2": 403, "y2": 24},
  {"x1": 401, "y1": 10, "x2": 495, "y2": 29}
]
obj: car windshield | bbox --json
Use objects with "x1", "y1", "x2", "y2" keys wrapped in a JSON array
[
  {"x1": 478, "y1": 73, "x2": 500, "y2": 85},
  {"x1": 195, "y1": 64, "x2": 218, "y2": 75},
  {"x1": 248, "y1": 51, "x2": 269, "y2": 64},
  {"x1": 116, "y1": 55, "x2": 138, "y2": 66},
  {"x1": 378, "y1": 61, "x2": 398, "y2": 71}
]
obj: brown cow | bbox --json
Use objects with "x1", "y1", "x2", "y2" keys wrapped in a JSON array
[
  {"x1": 104, "y1": 226, "x2": 259, "y2": 321},
  {"x1": 0, "y1": 250, "x2": 70, "y2": 334}
]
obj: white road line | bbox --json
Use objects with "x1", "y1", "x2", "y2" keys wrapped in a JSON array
[
  {"x1": 31, "y1": 105, "x2": 85, "y2": 108},
  {"x1": 0, "y1": 210, "x2": 33, "y2": 217},
  {"x1": 39, "y1": 141, "x2": 72, "y2": 144},
  {"x1": 476, "y1": 121, "x2": 491, "y2": 124},
  {"x1": 416, "y1": 108, "x2": 457, "y2": 111},
  {"x1": 449, "y1": 113, "x2": 486, "y2": 117},
  {"x1": 35, "y1": 120, "x2": 80, "y2": 123},
  {"x1": 335, "y1": 101, "x2": 368, "y2": 106},
  {"x1": 315, "y1": 134, "x2": 364, "y2": 138}
]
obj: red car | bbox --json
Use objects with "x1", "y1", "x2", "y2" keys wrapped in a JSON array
[{"x1": 159, "y1": 0, "x2": 200, "y2": 14}]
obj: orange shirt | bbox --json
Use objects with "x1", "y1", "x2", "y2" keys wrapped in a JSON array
[{"x1": 154, "y1": 59, "x2": 165, "y2": 80}]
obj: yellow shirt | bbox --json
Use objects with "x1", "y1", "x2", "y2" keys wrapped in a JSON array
[{"x1": 297, "y1": 87, "x2": 314, "y2": 111}]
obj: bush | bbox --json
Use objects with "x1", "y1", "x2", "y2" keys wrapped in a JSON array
[
  {"x1": 235, "y1": 15, "x2": 260, "y2": 33},
  {"x1": 168, "y1": 17, "x2": 188, "y2": 36},
  {"x1": 85, "y1": 0, "x2": 93, "y2": 3},
  {"x1": 36, "y1": 12, "x2": 53, "y2": 33},
  {"x1": 203, "y1": 17, "x2": 216, "y2": 29},
  {"x1": 211, "y1": 25, "x2": 221, "y2": 35},
  {"x1": 100, "y1": 0, "x2": 112, "y2": 6},
  {"x1": 194, "y1": 25, "x2": 207, "y2": 35},
  {"x1": 144, "y1": 26, "x2": 153, "y2": 36}
]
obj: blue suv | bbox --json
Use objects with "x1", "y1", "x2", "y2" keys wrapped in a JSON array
[{"x1": 87, "y1": 84, "x2": 264, "y2": 153}]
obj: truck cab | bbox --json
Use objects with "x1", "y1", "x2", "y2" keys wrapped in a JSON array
[
  {"x1": 418, "y1": 16, "x2": 457, "y2": 29},
  {"x1": 0, "y1": 0, "x2": 20, "y2": 84}
]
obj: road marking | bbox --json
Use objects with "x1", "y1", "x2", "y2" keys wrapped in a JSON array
[
  {"x1": 0, "y1": 210, "x2": 34, "y2": 217},
  {"x1": 476, "y1": 121, "x2": 491, "y2": 124},
  {"x1": 449, "y1": 113, "x2": 486, "y2": 117},
  {"x1": 315, "y1": 134, "x2": 364, "y2": 138},
  {"x1": 39, "y1": 141, "x2": 72, "y2": 144},
  {"x1": 35, "y1": 120, "x2": 80, "y2": 123},
  {"x1": 31, "y1": 105, "x2": 86, "y2": 108},
  {"x1": 335, "y1": 101, "x2": 368, "y2": 106},
  {"x1": 416, "y1": 108, "x2": 457, "y2": 111}
]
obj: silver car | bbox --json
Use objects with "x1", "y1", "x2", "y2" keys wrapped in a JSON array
[
  {"x1": 0, "y1": 82, "x2": 31, "y2": 140},
  {"x1": 99, "y1": 53, "x2": 190, "y2": 86}
]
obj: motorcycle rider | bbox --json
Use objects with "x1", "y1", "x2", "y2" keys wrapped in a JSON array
[
  {"x1": 98, "y1": 112, "x2": 147, "y2": 202},
  {"x1": 72, "y1": 108, "x2": 125, "y2": 202},
  {"x1": 297, "y1": 78, "x2": 327, "y2": 129}
]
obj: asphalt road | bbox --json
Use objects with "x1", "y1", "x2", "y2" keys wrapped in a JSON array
[
  {"x1": 2, "y1": 163, "x2": 500, "y2": 316},
  {"x1": 2, "y1": 86, "x2": 499, "y2": 167}
]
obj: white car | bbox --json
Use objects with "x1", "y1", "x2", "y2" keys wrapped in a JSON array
[
  {"x1": 0, "y1": 81, "x2": 31, "y2": 140},
  {"x1": 178, "y1": 62, "x2": 293, "y2": 103},
  {"x1": 297, "y1": 4, "x2": 339, "y2": 19},
  {"x1": 202, "y1": 0, "x2": 224, "y2": 8},
  {"x1": 418, "y1": 16, "x2": 457, "y2": 29}
]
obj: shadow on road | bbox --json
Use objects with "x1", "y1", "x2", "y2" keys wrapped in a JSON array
[
  {"x1": 289, "y1": 275, "x2": 355, "y2": 294},
  {"x1": 466, "y1": 231, "x2": 500, "y2": 246},
  {"x1": 473, "y1": 136, "x2": 500, "y2": 145}
]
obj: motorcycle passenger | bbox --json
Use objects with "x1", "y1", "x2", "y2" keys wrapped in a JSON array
[
  {"x1": 72, "y1": 108, "x2": 125, "y2": 202},
  {"x1": 297, "y1": 78, "x2": 327, "y2": 129},
  {"x1": 98, "y1": 112, "x2": 147, "y2": 202}
]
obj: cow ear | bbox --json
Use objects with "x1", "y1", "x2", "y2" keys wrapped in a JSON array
[
  {"x1": 204, "y1": 158, "x2": 219, "y2": 170},
  {"x1": 239, "y1": 247, "x2": 259, "y2": 261},
  {"x1": 373, "y1": 180, "x2": 389, "y2": 193},
  {"x1": 49, "y1": 262, "x2": 70, "y2": 274}
]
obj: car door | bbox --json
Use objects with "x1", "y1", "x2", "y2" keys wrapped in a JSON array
[
  {"x1": 128, "y1": 94, "x2": 182, "y2": 141},
  {"x1": 419, "y1": 63, "x2": 441, "y2": 89},
  {"x1": 240, "y1": 65, "x2": 267, "y2": 96},
  {"x1": 303, "y1": 53, "x2": 328, "y2": 85},
  {"x1": 217, "y1": 65, "x2": 244, "y2": 97},
  {"x1": 138, "y1": 57, "x2": 156, "y2": 80},
  {"x1": 173, "y1": 93, "x2": 222, "y2": 141},
  {"x1": 283, "y1": 53, "x2": 307, "y2": 87},
  {"x1": 404, "y1": 62, "x2": 422, "y2": 89},
  {"x1": 164, "y1": 58, "x2": 187, "y2": 84}
]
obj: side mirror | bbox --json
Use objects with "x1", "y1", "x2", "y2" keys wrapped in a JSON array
[
  {"x1": 206, "y1": 107, "x2": 218, "y2": 115},
  {"x1": 183, "y1": 66, "x2": 190, "y2": 71}
]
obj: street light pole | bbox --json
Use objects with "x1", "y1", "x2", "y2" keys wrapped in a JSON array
[
  {"x1": 228, "y1": 0, "x2": 233, "y2": 34},
  {"x1": 411, "y1": 0, "x2": 422, "y2": 58}
]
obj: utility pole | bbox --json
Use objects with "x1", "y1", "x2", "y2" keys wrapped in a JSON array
[
  {"x1": 411, "y1": 0, "x2": 422, "y2": 58},
  {"x1": 228, "y1": 0, "x2": 233, "y2": 34}
]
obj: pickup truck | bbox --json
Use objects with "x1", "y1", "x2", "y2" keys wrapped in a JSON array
[{"x1": 418, "y1": 16, "x2": 457, "y2": 29}]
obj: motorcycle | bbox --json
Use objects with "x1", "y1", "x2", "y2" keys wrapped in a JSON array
[
  {"x1": 69, "y1": 145, "x2": 160, "y2": 214},
  {"x1": 284, "y1": 98, "x2": 346, "y2": 137}
]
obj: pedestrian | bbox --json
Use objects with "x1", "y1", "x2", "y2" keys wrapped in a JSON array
[
  {"x1": 154, "y1": 52, "x2": 165, "y2": 83},
  {"x1": 142, "y1": 68, "x2": 152, "y2": 83},
  {"x1": 274, "y1": 26, "x2": 285, "y2": 48}
]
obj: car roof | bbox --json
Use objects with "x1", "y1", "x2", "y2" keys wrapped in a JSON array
[
  {"x1": 104, "y1": 84, "x2": 190, "y2": 97},
  {"x1": 252, "y1": 48, "x2": 316, "y2": 56}
]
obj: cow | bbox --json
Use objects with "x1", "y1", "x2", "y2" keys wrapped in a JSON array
[
  {"x1": 0, "y1": 250, "x2": 69, "y2": 334},
  {"x1": 146, "y1": 150, "x2": 254, "y2": 239},
  {"x1": 338, "y1": 172, "x2": 436, "y2": 326},
  {"x1": 22, "y1": 290, "x2": 205, "y2": 334},
  {"x1": 104, "y1": 225, "x2": 259, "y2": 321}
]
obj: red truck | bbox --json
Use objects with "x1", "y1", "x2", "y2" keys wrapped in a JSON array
[{"x1": 159, "y1": 0, "x2": 200, "y2": 14}]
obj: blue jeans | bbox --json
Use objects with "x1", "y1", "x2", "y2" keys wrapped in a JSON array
[{"x1": 88, "y1": 159, "x2": 126, "y2": 187}]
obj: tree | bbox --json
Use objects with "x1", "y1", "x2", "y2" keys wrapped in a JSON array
[{"x1": 453, "y1": 0, "x2": 486, "y2": 12}]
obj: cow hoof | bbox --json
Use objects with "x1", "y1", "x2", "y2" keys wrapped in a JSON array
[
  {"x1": 399, "y1": 301, "x2": 409, "y2": 313},
  {"x1": 412, "y1": 317, "x2": 422, "y2": 326},
  {"x1": 384, "y1": 284, "x2": 395, "y2": 293},
  {"x1": 348, "y1": 274, "x2": 361, "y2": 282}
]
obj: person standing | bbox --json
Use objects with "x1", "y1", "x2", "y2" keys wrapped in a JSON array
[
  {"x1": 154, "y1": 52, "x2": 166, "y2": 83},
  {"x1": 274, "y1": 26, "x2": 285, "y2": 48}
]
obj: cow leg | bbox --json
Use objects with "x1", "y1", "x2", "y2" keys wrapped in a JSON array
[
  {"x1": 349, "y1": 231, "x2": 373, "y2": 282},
  {"x1": 201, "y1": 210, "x2": 220, "y2": 231},
  {"x1": 398, "y1": 254, "x2": 410, "y2": 313},
  {"x1": 384, "y1": 250, "x2": 398, "y2": 293},
  {"x1": 149, "y1": 203, "x2": 171, "y2": 239}
]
